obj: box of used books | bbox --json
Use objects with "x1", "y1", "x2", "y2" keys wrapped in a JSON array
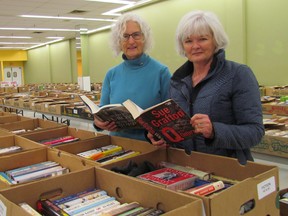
[
  {"x1": 102, "y1": 148, "x2": 279, "y2": 216},
  {"x1": 0, "y1": 114, "x2": 31, "y2": 124},
  {"x1": 0, "y1": 118, "x2": 66, "y2": 135},
  {"x1": 0, "y1": 167, "x2": 204, "y2": 215},
  {"x1": 19, "y1": 126, "x2": 99, "y2": 147},
  {"x1": 0, "y1": 135, "x2": 45, "y2": 157},
  {"x1": 54, "y1": 135, "x2": 158, "y2": 166},
  {"x1": 0, "y1": 147, "x2": 93, "y2": 190}
]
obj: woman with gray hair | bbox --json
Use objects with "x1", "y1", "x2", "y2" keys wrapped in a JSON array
[
  {"x1": 94, "y1": 12, "x2": 171, "y2": 141},
  {"x1": 147, "y1": 10, "x2": 264, "y2": 165}
]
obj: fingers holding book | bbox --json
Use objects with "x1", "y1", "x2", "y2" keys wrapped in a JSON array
[
  {"x1": 147, "y1": 132, "x2": 168, "y2": 148},
  {"x1": 93, "y1": 117, "x2": 118, "y2": 131}
]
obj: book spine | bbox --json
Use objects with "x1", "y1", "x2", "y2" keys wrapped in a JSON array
[
  {"x1": 11, "y1": 162, "x2": 60, "y2": 178},
  {"x1": 58, "y1": 190, "x2": 107, "y2": 209},
  {"x1": 53, "y1": 188, "x2": 99, "y2": 205},
  {"x1": 73, "y1": 200, "x2": 120, "y2": 216},
  {"x1": 186, "y1": 181, "x2": 225, "y2": 196},
  {"x1": 159, "y1": 161, "x2": 211, "y2": 180},
  {"x1": 0, "y1": 146, "x2": 22, "y2": 154},
  {"x1": 65, "y1": 196, "x2": 116, "y2": 215},
  {"x1": 100, "y1": 151, "x2": 140, "y2": 165},
  {"x1": 38, "y1": 199, "x2": 69, "y2": 216},
  {"x1": 6, "y1": 161, "x2": 58, "y2": 178},
  {"x1": 14, "y1": 167, "x2": 69, "y2": 183},
  {"x1": 167, "y1": 176, "x2": 196, "y2": 191},
  {"x1": 0, "y1": 172, "x2": 15, "y2": 184},
  {"x1": 19, "y1": 202, "x2": 42, "y2": 216}
]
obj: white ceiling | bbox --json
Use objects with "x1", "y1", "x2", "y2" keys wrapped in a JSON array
[{"x1": 0, "y1": 0, "x2": 159, "y2": 50}]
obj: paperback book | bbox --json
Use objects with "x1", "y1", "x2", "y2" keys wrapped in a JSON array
[
  {"x1": 137, "y1": 167, "x2": 198, "y2": 191},
  {"x1": 123, "y1": 99, "x2": 194, "y2": 143},
  {"x1": 0, "y1": 146, "x2": 22, "y2": 155},
  {"x1": 79, "y1": 95, "x2": 139, "y2": 129}
]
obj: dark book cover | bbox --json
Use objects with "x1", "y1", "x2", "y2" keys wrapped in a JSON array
[{"x1": 124, "y1": 99, "x2": 194, "y2": 143}]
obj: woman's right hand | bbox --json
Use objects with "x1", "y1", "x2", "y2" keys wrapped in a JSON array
[
  {"x1": 93, "y1": 116, "x2": 118, "y2": 131},
  {"x1": 147, "y1": 132, "x2": 168, "y2": 148}
]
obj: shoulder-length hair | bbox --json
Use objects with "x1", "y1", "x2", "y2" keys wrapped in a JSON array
[
  {"x1": 110, "y1": 12, "x2": 153, "y2": 56},
  {"x1": 175, "y1": 10, "x2": 229, "y2": 57}
]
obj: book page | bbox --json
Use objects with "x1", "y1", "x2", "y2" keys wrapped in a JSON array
[{"x1": 123, "y1": 99, "x2": 144, "y2": 119}]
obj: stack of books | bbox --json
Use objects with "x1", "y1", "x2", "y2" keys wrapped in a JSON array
[
  {"x1": 0, "y1": 145, "x2": 22, "y2": 156},
  {"x1": 29, "y1": 187, "x2": 165, "y2": 215},
  {"x1": 0, "y1": 161, "x2": 69, "y2": 184},
  {"x1": 77, "y1": 145, "x2": 141, "y2": 165},
  {"x1": 39, "y1": 136, "x2": 79, "y2": 147}
]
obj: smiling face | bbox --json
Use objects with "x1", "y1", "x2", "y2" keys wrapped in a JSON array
[
  {"x1": 120, "y1": 21, "x2": 144, "y2": 60},
  {"x1": 183, "y1": 33, "x2": 216, "y2": 65}
]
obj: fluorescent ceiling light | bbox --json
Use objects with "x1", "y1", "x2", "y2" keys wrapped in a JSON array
[
  {"x1": 46, "y1": 37, "x2": 65, "y2": 39},
  {"x1": 25, "y1": 38, "x2": 64, "y2": 50},
  {"x1": 85, "y1": 0, "x2": 135, "y2": 4},
  {"x1": 102, "y1": 0, "x2": 152, "y2": 16},
  {"x1": 87, "y1": 24, "x2": 114, "y2": 34},
  {"x1": 0, "y1": 36, "x2": 32, "y2": 39},
  {"x1": 20, "y1": 15, "x2": 116, "y2": 22},
  {"x1": 0, "y1": 42, "x2": 39, "y2": 45},
  {"x1": 0, "y1": 27, "x2": 78, "y2": 32},
  {"x1": 0, "y1": 47, "x2": 28, "y2": 49}
]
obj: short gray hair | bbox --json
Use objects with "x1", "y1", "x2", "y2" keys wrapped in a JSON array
[
  {"x1": 110, "y1": 12, "x2": 153, "y2": 56},
  {"x1": 175, "y1": 10, "x2": 229, "y2": 57}
]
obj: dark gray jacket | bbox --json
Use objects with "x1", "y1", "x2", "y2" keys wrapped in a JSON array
[{"x1": 169, "y1": 50, "x2": 264, "y2": 164}]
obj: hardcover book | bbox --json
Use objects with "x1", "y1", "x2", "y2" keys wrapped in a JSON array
[
  {"x1": 137, "y1": 167, "x2": 198, "y2": 191},
  {"x1": 79, "y1": 95, "x2": 139, "y2": 129},
  {"x1": 123, "y1": 99, "x2": 194, "y2": 143},
  {"x1": 184, "y1": 180, "x2": 225, "y2": 196}
]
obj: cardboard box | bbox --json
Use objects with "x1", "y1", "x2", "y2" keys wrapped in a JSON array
[
  {"x1": 0, "y1": 167, "x2": 204, "y2": 216},
  {"x1": 20, "y1": 126, "x2": 99, "y2": 146},
  {"x1": 262, "y1": 103, "x2": 288, "y2": 115},
  {"x1": 0, "y1": 135, "x2": 45, "y2": 156},
  {"x1": 102, "y1": 148, "x2": 279, "y2": 216},
  {"x1": 0, "y1": 147, "x2": 93, "y2": 190},
  {"x1": 0, "y1": 115, "x2": 31, "y2": 124},
  {"x1": 0, "y1": 118, "x2": 66, "y2": 135},
  {"x1": 54, "y1": 135, "x2": 157, "y2": 165},
  {"x1": 251, "y1": 135, "x2": 288, "y2": 158}
]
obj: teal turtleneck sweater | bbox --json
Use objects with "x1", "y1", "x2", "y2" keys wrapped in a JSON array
[{"x1": 99, "y1": 53, "x2": 171, "y2": 141}]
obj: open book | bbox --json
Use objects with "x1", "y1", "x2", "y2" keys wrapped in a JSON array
[
  {"x1": 123, "y1": 99, "x2": 194, "y2": 143},
  {"x1": 79, "y1": 95, "x2": 139, "y2": 129}
]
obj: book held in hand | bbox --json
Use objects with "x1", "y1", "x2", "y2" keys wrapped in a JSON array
[
  {"x1": 123, "y1": 99, "x2": 194, "y2": 143},
  {"x1": 79, "y1": 95, "x2": 139, "y2": 129}
]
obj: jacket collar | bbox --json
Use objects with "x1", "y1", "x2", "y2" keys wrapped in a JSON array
[{"x1": 171, "y1": 49, "x2": 225, "y2": 81}]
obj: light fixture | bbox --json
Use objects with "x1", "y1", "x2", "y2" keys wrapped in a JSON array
[
  {"x1": 0, "y1": 36, "x2": 32, "y2": 39},
  {"x1": 19, "y1": 15, "x2": 116, "y2": 22},
  {"x1": 25, "y1": 38, "x2": 64, "y2": 50},
  {"x1": 0, "y1": 27, "x2": 78, "y2": 32},
  {"x1": 102, "y1": 0, "x2": 153, "y2": 16},
  {"x1": 85, "y1": 0, "x2": 135, "y2": 4},
  {"x1": 87, "y1": 24, "x2": 114, "y2": 34},
  {"x1": 0, "y1": 42, "x2": 39, "y2": 45}
]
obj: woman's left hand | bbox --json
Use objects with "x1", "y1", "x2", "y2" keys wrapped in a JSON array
[{"x1": 190, "y1": 114, "x2": 214, "y2": 139}]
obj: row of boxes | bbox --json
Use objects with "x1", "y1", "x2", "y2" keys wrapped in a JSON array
[{"x1": 0, "y1": 110, "x2": 282, "y2": 215}]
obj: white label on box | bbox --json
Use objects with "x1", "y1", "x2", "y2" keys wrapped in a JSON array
[
  {"x1": 0, "y1": 200, "x2": 7, "y2": 216},
  {"x1": 257, "y1": 176, "x2": 276, "y2": 200}
]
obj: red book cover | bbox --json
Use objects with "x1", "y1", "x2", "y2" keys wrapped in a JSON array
[
  {"x1": 123, "y1": 99, "x2": 194, "y2": 143},
  {"x1": 137, "y1": 167, "x2": 197, "y2": 191}
]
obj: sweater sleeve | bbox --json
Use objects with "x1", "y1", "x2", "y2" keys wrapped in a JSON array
[{"x1": 212, "y1": 65, "x2": 265, "y2": 150}]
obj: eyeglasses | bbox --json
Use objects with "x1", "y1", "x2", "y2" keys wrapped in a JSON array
[{"x1": 121, "y1": 32, "x2": 143, "y2": 41}]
